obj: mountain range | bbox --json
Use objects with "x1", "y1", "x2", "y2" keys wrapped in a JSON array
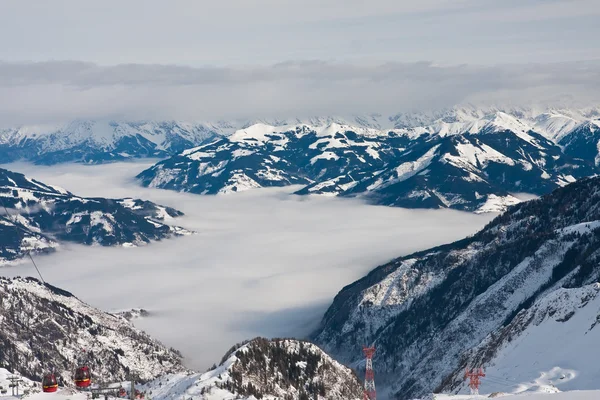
[
  {"x1": 138, "y1": 108, "x2": 600, "y2": 212},
  {"x1": 2, "y1": 106, "x2": 600, "y2": 212},
  {"x1": 0, "y1": 120, "x2": 218, "y2": 164},
  {"x1": 0, "y1": 167, "x2": 191, "y2": 263}
]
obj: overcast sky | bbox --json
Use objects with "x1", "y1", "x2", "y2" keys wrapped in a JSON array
[
  {"x1": 3, "y1": 0, "x2": 600, "y2": 66},
  {"x1": 1, "y1": 0, "x2": 599, "y2": 124}
]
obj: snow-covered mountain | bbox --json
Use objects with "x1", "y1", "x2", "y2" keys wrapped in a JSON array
[
  {"x1": 143, "y1": 337, "x2": 363, "y2": 400},
  {"x1": 137, "y1": 123, "x2": 411, "y2": 195},
  {"x1": 0, "y1": 120, "x2": 219, "y2": 165},
  {"x1": 389, "y1": 105, "x2": 600, "y2": 137},
  {"x1": 0, "y1": 167, "x2": 191, "y2": 263},
  {"x1": 0, "y1": 277, "x2": 186, "y2": 385},
  {"x1": 312, "y1": 176, "x2": 600, "y2": 399},
  {"x1": 320, "y1": 112, "x2": 593, "y2": 212},
  {"x1": 138, "y1": 109, "x2": 600, "y2": 212}
]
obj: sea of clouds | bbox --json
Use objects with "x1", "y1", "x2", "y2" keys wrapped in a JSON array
[{"x1": 1, "y1": 161, "x2": 493, "y2": 370}]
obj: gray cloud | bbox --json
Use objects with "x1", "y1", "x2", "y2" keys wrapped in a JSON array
[
  {"x1": 2, "y1": 0, "x2": 599, "y2": 67},
  {"x1": 1, "y1": 161, "x2": 492, "y2": 370},
  {"x1": 1, "y1": 60, "x2": 600, "y2": 125}
]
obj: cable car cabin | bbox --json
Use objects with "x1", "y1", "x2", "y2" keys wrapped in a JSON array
[
  {"x1": 42, "y1": 373, "x2": 58, "y2": 393},
  {"x1": 74, "y1": 366, "x2": 91, "y2": 388}
]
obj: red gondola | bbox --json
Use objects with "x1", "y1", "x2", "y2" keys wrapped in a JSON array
[
  {"x1": 42, "y1": 373, "x2": 58, "y2": 393},
  {"x1": 74, "y1": 366, "x2": 91, "y2": 388}
]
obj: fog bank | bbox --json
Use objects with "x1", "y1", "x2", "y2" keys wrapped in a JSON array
[{"x1": 1, "y1": 161, "x2": 493, "y2": 369}]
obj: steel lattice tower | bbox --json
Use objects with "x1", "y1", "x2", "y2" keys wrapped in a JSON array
[
  {"x1": 464, "y1": 368, "x2": 485, "y2": 395},
  {"x1": 363, "y1": 346, "x2": 376, "y2": 400}
]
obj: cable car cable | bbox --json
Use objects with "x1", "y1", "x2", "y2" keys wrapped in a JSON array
[{"x1": 1, "y1": 200, "x2": 47, "y2": 285}]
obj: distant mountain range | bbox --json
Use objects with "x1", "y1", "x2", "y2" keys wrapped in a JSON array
[
  {"x1": 312, "y1": 175, "x2": 600, "y2": 399},
  {"x1": 2, "y1": 106, "x2": 600, "y2": 212},
  {"x1": 0, "y1": 167, "x2": 191, "y2": 263},
  {"x1": 0, "y1": 120, "x2": 219, "y2": 164},
  {"x1": 138, "y1": 107, "x2": 600, "y2": 212}
]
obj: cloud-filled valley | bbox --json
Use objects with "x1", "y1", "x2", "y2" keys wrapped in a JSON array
[{"x1": 0, "y1": 161, "x2": 492, "y2": 370}]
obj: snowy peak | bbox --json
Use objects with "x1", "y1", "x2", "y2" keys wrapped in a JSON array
[
  {"x1": 228, "y1": 123, "x2": 291, "y2": 143},
  {"x1": 559, "y1": 119, "x2": 600, "y2": 166},
  {"x1": 532, "y1": 112, "x2": 580, "y2": 141},
  {"x1": 477, "y1": 112, "x2": 531, "y2": 134},
  {"x1": 144, "y1": 338, "x2": 363, "y2": 400}
]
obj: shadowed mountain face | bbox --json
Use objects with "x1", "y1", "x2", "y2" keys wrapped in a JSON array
[
  {"x1": 0, "y1": 167, "x2": 191, "y2": 263},
  {"x1": 312, "y1": 176, "x2": 600, "y2": 399}
]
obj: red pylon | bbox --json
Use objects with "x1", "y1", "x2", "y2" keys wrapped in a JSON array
[
  {"x1": 363, "y1": 346, "x2": 376, "y2": 400},
  {"x1": 464, "y1": 367, "x2": 485, "y2": 395}
]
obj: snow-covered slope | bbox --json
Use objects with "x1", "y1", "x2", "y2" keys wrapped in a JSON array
[
  {"x1": 0, "y1": 368, "x2": 36, "y2": 395},
  {"x1": 313, "y1": 176, "x2": 600, "y2": 399},
  {"x1": 389, "y1": 105, "x2": 600, "y2": 138},
  {"x1": 0, "y1": 277, "x2": 186, "y2": 385},
  {"x1": 431, "y1": 391, "x2": 600, "y2": 400},
  {"x1": 0, "y1": 167, "x2": 191, "y2": 263},
  {"x1": 440, "y1": 283, "x2": 600, "y2": 396},
  {"x1": 142, "y1": 338, "x2": 363, "y2": 400},
  {"x1": 139, "y1": 110, "x2": 599, "y2": 212}
]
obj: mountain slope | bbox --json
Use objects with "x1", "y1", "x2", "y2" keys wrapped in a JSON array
[
  {"x1": 0, "y1": 277, "x2": 186, "y2": 384},
  {"x1": 312, "y1": 176, "x2": 600, "y2": 399},
  {"x1": 439, "y1": 282, "x2": 600, "y2": 396},
  {"x1": 559, "y1": 120, "x2": 600, "y2": 166},
  {"x1": 143, "y1": 337, "x2": 363, "y2": 400},
  {"x1": 0, "y1": 167, "x2": 191, "y2": 263}
]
